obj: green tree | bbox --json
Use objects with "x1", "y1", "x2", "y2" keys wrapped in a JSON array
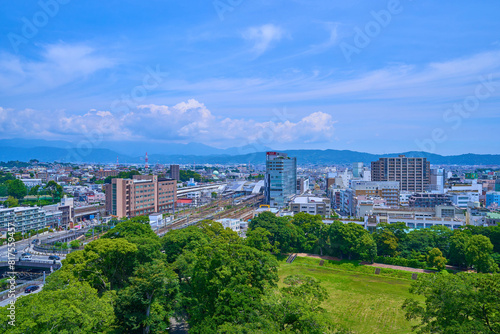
[
  {"x1": 61, "y1": 238, "x2": 138, "y2": 291},
  {"x1": 0, "y1": 184, "x2": 8, "y2": 196},
  {"x1": 374, "y1": 229, "x2": 399, "y2": 257},
  {"x1": 4, "y1": 196, "x2": 18, "y2": 208},
  {"x1": 465, "y1": 234, "x2": 499, "y2": 273},
  {"x1": 426, "y1": 248, "x2": 447, "y2": 271},
  {"x1": 128, "y1": 215, "x2": 150, "y2": 224},
  {"x1": 0, "y1": 281, "x2": 116, "y2": 333},
  {"x1": 403, "y1": 272, "x2": 500, "y2": 333},
  {"x1": 292, "y1": 213, "x2": 325, "y2": 254},
  {"x1": 161, "y1": 225, "x2": 210, "y2": 263},
  {"x1": 70, "y1": 239, "x2": 80, "y2": 249},
  {"x1": 28, "y1": 184, "x2": 40, "y2": 196},
  {"x1": 327, "y1": 222, "x2": 376, "y2": 260},
  {"x1": 249, "y1": 212, "x2": 305, "y2": 253},
  {"x1": 245, "y1": 227, "x2": 276, "y2": 253},
  {"x1": 115, "y1": 260, "x2": 179, "y2": 334},
  {"x1": 448, "y1": 230, "x2": 470, "y2": 268},
  {"x1": 177, "y1": 241, "x2": 278, "y2": 333},
  {"x1": 45, "y1": 180, "x2": 63, "y2": 202},
  {"x1": 6, "y1": 179, "x2": 27, "y2": 199}
]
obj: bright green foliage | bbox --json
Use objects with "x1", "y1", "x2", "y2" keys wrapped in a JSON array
[
  {"x1": 292, "y1": 212, "x2": 326, "y2": 254},
  {"x1": 115, "y1": 260, "x2": 179, "y2": 334},
  {"x1": 127, "y1": 215, "x2": 150, "y2": 224},
  {"x1": 102, "y1": 220, "x2": 157, "y2": 240},
  {"x1": 102, "y1": 220, "x2": 163, "y2": 264},
  {"x1": 4, "y1": 196, "x2": 18, "y2": 208},
  {"x1": 245, "y1": 227, "x2": 276, "y2": 253},
  {"x1": 161, "y1": 225, "x2": 210, "y2": 263},
  {"x1": 61, "y1": 238, "x2": 138, "y2": 291},
  {"x1": 177, "y1": 241, "x2": 279, "y2": 333},
  {"x1": 403, "y1": 272, "x2": 500, "y2": 333},
  {"x1": 426, "y1": 248, "x2": 447, "y2": 271},
  {"x1": 0, "y1": 282, "x2": 116, "y2": 333},
  {"x1": 374, "y1": 229, "x2": 400, "y2": 257},
  {"x1": 44, "y1": 180, "x2": 63, "y2": 201},
  {"x1": 6, "y1": 179, "x2": 27, "y2": 199},
  {"x1": 327, "y1": 222, "x2": 377, "y2": 261},
  {"x1": 179, "y1": 169, "x2": 202, "y2": 182},
  {"x1": 465, "y1": 234, "x2": 499, "y2": 273},
  {"x1": 250, "y1": 211, "x2": 305, "y2": 253},
  {"x1": 199, "y1": 220, "x2": 241, "y2": 244},
  {"x1": 69, "y1": 240, "x2": 80, "y2": 249},
  {"x1": 448, "y1": 230, "x2": 470, "y2": 268}
]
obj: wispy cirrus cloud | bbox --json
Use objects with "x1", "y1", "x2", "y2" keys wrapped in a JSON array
[
  {"x1": 242, "y1": 24, "x2": 286, "y2": 56},
  {"x1": 0, "y1": 43, "x2": 114, "y2": 95}
]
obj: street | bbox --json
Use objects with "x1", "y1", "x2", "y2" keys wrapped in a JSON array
[
  {"x1": 0, "y1": 229, "x2": 74, "y2": 260},
  {"x1": 0, "y1": 284, "x2": 44, "y2": 308}
]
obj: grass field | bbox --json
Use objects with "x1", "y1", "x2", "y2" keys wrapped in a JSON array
[{"x1": 278, "y1": 256, "x2": 421, "y2": 334}]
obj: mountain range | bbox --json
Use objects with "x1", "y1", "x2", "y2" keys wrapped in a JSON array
[{"x1": 0, "y1": 139, "x2": 499, "y2": 166}]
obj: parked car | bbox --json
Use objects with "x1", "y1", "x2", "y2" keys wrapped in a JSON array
[
  {"x1": 25, "y1": 285, "x2": 39, "y2": 293},
  {"x1": 48, "y1": 255, "x2": 60, "y2": 261}
]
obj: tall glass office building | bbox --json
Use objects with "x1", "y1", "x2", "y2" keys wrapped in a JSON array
[{"x1": 265, "y1": 152, "x2": 297, "y2": 208}]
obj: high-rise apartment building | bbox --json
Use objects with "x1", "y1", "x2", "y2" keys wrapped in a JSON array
[
  {"x1": 371, "y1": 155, "x2": 430, "y2": 192},
  {"x1": 169, "y1": 164, "x2": 180, "y2": 181},
  {"x1": 265, "y1": 152, "x2": 297, "y2": 208},
  {"x1": 105, "y1": 175, "x2": 176, "y2": 218}
]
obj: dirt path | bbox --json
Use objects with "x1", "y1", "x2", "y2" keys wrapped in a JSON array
[{"x1": 295, "y1": 253, "x2": 436, "y2": 274}]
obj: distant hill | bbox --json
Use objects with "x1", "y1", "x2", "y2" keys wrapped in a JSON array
[{"x1": 0, "y1": 142, "x2": 499, "y2": 165}]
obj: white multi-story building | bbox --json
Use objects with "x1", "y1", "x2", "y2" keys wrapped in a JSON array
[
  {"x1": 399, "y1": 192, "x2": 413, "y2": 206},
  {"x1": 290, "y1": 196, "x2": 331, "y2": 216},
  {"x1": 0, "y1": 207, "x2": 48, "y2": 233},
  {"x1": 446, "y1": 180, "x2": 482, "y2": 208},
  {"x1": 216, "y1": 218, "x2": 242, "y2": 233},
  {"x1": 20, "y1": 179, "x2": 43, "y2": 188}
]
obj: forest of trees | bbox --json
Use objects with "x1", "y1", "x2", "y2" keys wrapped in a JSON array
[
  {"x1": 249, "y1": 212, "x2": 500, "y2": 273},
  {"x1": 1, "y1": 212, "x2": 499, "y2": 333}
]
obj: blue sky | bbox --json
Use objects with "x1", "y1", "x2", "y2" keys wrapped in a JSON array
[{"x1": 0, "y1": 0, "x2": 499, "y2": 155}]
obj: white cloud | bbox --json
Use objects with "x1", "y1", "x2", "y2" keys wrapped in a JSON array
[
  {"x1": 0, "y1": 100, "x2": 336, "y2": 147},
  {"x1": 0, "y1": 43, "x2": 114, "y2": 94},
  {"x1": 242, "y1": 24, "x2": 285, "y2": 55}
]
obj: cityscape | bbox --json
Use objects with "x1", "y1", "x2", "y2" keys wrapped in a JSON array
[{"x1": 1, "y1": 1, "x2": 500, "y2": 333}]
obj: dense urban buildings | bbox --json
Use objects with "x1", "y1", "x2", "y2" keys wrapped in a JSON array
[
  {"x1": 105, "y1": 175, "x2": 177, "y2": 218},
  {"x1": 265, "y1": 152, "x2": 297, "y2": 208},
  {"x1": 371, "y1": 155, "x2": 431, "y2": 192}
]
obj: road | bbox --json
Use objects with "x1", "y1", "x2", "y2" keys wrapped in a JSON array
[
  {"x1": 0, "y1": 284, "x2": 44, "y2": 308},
  {"x1": 0, "y1": 229, "x2": 77, "y2": 260}
]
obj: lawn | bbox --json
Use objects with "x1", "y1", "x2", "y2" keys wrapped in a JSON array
[{"x1": 278, "y1": 256, "x2": 421, "y2": 334}]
